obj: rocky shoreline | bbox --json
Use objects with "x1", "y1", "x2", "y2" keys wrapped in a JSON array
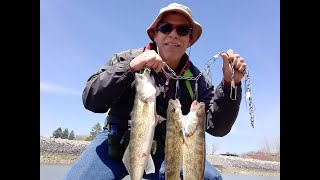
[{"x1": 40, "y1": 137, "x2": 280, "y2": 176}]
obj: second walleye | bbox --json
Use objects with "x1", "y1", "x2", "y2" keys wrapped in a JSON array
[{"x1": 183, "y1": 100, "x2": 206, "y2": 179}]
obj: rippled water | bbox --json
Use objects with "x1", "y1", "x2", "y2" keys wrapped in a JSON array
[{"x1": 40, "y1": 164, "x2": 280, "y2": 180}]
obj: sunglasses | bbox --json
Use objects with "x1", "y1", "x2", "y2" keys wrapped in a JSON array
[{"x1": 157, "y1": 23, "x2": 192, "y2": 36}]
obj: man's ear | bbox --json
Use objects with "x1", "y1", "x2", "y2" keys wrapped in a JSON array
[{"x1": 154, "y1": 32, "x2": 158, "y2": 44}]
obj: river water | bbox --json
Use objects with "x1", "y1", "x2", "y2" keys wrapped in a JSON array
[{"x1": 40, "y1": 164, "x2": 280, "y2": 180}]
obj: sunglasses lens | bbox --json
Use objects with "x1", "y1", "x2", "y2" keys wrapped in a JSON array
[
  {"x1": 157, "y1": 23, "x2": 191, "y2": 36},
  {"x1": 177, "y1": 25, "x2": 191, "y2": 36},
  {"x1": 158, "y1": 23, "x2": 173, "y2": 34}
]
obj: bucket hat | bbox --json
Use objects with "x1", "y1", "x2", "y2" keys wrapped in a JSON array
[{"x1": 147, "y1": 3, "x2": 202, "y2": 47}]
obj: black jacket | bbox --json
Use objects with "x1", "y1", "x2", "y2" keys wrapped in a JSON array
[{"x1": 82, "y1": 45, "x2": 242, "y2": 155}]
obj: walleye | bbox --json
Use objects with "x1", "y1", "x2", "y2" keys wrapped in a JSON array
[
  {"x1": 165, "y1": 99, "x2": 185, "y2": 180},
  {"x1": 122, "y1": 69, "x2": 158, "y2": 180},
  {"x1": 183, "y1": 100, "x2": 206, "y2": 180}
]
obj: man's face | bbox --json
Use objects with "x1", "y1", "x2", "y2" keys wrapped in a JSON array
[{"x1": 154, "y1": 12, "x2": 191, "y2": 69}]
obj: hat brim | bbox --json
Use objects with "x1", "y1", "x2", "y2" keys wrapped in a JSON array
[{"x1": 147, "y1": 9, "x2": 202, "y2": 47}]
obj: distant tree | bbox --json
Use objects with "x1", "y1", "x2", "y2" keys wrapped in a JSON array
[
  {"x1": 61, "y1": 128, "x2": 69, "y2": 139},
  {"x1": 75, "y1": 135, "x2": 88, "y2": 141},
  {"x1": 245, "y1": 150, "x2": 257, "y2": 155},
  {"x1": 270, "y1": 136, "x2": 280, "y2": 161},
  {"x1": 52, "y1": 127, "x2": 63, "y2": 138},
  {"x1": 211, "y1": 142, "x2": 219, "y2": 154},
  {"x1": 86, "y1": 123, "x2": 102, "y2": 141},
  {"x1": 270, "y1": 136, "x2": 280, "y2": 154},
  {"x1": 259, "y1": 137, "x2": 271, "y2": 154},
  {"x1": 68, "y1": 130, "x2": 75, "y2": 140}
]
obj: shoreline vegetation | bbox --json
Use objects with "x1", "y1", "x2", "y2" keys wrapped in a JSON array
[{"x1": 40, "y1": 137, "x2": 280, "y2": 177}]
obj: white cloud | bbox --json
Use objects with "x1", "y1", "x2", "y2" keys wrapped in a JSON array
[{"x1": 40, "y1": 81, "x2": 82, "y2": 96}]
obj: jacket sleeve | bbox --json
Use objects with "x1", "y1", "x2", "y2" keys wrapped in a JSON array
[
  {"x1": 82, "y1": 48, "x2": 144, "y2": 113},
  {"x1": 202, "y1": 79, "x2": 242, "y2": 137}
]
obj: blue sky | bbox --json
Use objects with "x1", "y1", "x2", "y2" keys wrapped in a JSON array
[{"x1": 40, "y1": 0, "x2": 279, "y2": 155}]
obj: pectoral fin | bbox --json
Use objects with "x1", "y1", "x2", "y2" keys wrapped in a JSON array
[
  {"x1": 122, "y1": 175, "x2": 148, "y2": 180},
  {"x1": 122, "y1": 175, "x2": 131, "y2": 180},
  {"x1": 122, "y1": 146, "x2": 130, "y2": 174},
  {"x1": 144, "y1": 154, "x2": 155, "y2": 174}
]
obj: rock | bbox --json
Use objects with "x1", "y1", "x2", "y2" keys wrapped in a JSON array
[{"x1": 40, "y1": 136, "x2": 90, "y2": 155}]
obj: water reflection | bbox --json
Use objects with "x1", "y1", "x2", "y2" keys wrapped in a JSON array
[
  {"x1": 40, "y1": 164, "x2": 280, "y2": 180},
  {"x1": 222, "y1": 173, "x2": 280, "y2": 180}
]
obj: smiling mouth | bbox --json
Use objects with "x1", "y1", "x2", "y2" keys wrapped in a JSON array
[{"x1": 165, "y1": 43, "x2": 180, "y2": 47}]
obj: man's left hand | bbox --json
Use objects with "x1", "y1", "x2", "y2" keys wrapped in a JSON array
[{"x1": 220, "y1": 49, "x2": 247, "y2": 85}]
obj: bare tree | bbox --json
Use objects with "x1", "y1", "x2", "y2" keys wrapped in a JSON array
[
  {"x1": 211, "y1": 142, "x2": 219, "y2": 154},
  {"x1": 270, "y1": 136, "x2": 280, "y2": 153},
  {"x1": 259, "y1": 136, "x2": 271, "y2": 154},
  {"x1": 270, "y1": 136, "x2": 280, "y2": 161}
]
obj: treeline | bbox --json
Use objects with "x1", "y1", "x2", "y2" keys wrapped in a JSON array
[
  {"x1": 51, "y1": 123, "x2": 103, "y2": 141},
  {"x1": 52, "y1": 127, "x2": 75, "y2": 140}
]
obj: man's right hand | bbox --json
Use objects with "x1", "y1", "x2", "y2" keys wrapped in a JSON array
[{"x1": 129, "y1": 50, "x2": 165, "y2": 73}]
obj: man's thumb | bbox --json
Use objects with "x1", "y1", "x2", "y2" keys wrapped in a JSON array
[{"x1": 220, "y1": 52, "x2": 231, "y2": 67}]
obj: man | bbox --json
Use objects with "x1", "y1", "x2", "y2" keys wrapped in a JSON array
[{"x1": 64, "y1": 2, "x2": 246, "y2": 180}]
